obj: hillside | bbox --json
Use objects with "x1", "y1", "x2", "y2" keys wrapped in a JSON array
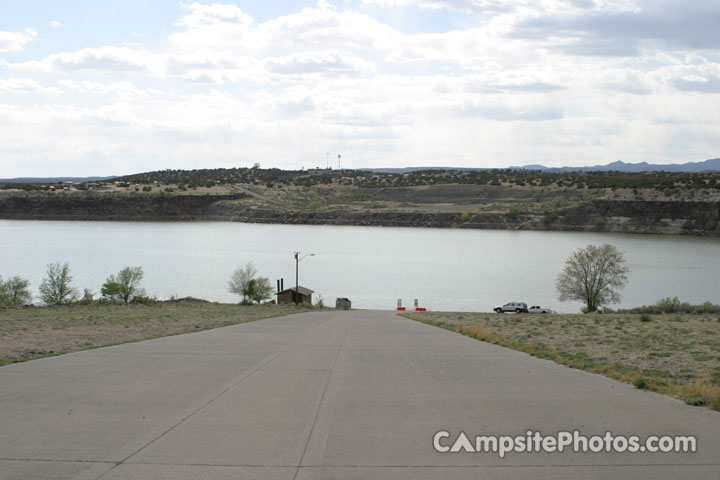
[{"x1": 1, "y1": 167, "x2": 719, "y2": 236}]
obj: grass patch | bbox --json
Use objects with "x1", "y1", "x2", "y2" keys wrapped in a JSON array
[
  {"x1": 0, "y1": 301, "x2": 318, "y2": 366},
  {"x1": 404, "y1": 311, "x2": 720, "y2": 412}
]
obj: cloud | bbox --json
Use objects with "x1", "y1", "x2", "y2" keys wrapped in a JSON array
[
  {"x1": 0, "y1": 28, "x2": 37, "y2": 53},
  {"x1": 363, "y1": 0, "x2": 640, "y2": 14},
  {"x1": 8, "y1": 46, "x2": 163, "y2": 75},
  {"x1": 362, "y1": 0, "x2": 521, "y2": 13},
  {"x1": 170, "y1": 3, "x2": 401, "y2": 55},
  {"x1": 50, "y1": 21, "x2": 62, "y2": 29},
  {"x1": 510, "y1": 0, "x2": 720, "y2": 57},
  {"x1": 265, "y1": 50, "x2": 375, "y2": 77},
  {"x1": 0, "y1": 78, "x2": 60, "y2": 94},
  {"x1": 454, "y1": 97, "x2": 564, "y2": 121},
  {"x1": 175, "y1": 2, "x2": 254, "y2": 27},
  {"x1": 653, "y1": 62, "x2": 720, "y2": 94},
  {"x1": 598, "y1": 68, "x2": 654, "y2": 94},
  {"x1": 58, "y1": 79, "x2": 151, "y2": 99}
]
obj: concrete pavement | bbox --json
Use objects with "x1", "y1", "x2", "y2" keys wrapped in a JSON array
[{"x1": 0, "y1": 310, "x2": 718, "y2": 479}]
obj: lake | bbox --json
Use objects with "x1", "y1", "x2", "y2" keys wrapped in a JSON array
[{"x1": 1, "y1": 220, "x2": 719, "y2": 313}]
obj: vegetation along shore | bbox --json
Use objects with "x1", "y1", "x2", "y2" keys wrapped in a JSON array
[{"x1": 2, "y1": 166, "x2": 720, "y2": 236}]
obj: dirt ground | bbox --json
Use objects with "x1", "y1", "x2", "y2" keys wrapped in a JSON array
[{"x1": 0, "y1": 302, "x2": 315, "y2": 365}]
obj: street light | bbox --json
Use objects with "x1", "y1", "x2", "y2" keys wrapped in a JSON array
[{"x1": 294, "y1": 251, "x2": 315, "y2": 304}]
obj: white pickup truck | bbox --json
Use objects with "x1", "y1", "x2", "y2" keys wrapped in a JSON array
[{"x1": 528, "y1": 305, "x2": 556, "y2": 314}]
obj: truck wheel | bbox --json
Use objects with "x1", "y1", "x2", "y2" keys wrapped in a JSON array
[{"x1": 515, "y1": 308, "x2": 522, "y2": 313}]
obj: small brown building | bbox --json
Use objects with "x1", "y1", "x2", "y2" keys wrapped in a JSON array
[{"x1": 276, "y1": 286, "x2": 314, "y2": 305}]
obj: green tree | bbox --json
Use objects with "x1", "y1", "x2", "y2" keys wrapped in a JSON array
[
  {"x1": 556, "y1": 244, "x2": 629, "y2": 312},
  {"x1": 39, "y1": 262, "x2": 78, "y2": 305},
  {"x1": 0, "y1": 275, "x2": 32, "y2": 306},
  {"x1": 103, "y1": 266, "x2": 144, "y2": 304},
  {"x1": 228, "y1": 262, "x2": 258, "y2": 304},
  {"x1": 101, "y1": 281, "x2": 124, "y2": 303},
  {"x1": 249, "y1": 277, "x2": 274, "y2": 304}
]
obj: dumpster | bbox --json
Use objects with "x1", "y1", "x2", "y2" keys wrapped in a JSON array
[{"x1": 335, "y1": 298, "x2": 351, "y2": 309}]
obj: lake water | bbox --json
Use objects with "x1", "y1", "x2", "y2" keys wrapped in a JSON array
[{"x1": 1, "y1": 220, "x2": 719, "y2": 313}]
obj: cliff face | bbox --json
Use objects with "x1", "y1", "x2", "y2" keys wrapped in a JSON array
[
  {"x1": 0, "y1": 192, "x2": 248, "y2": 221},
  {"x1": 206, "y1": 200, "x2": 720, "y2": 236},
  {"x1": 1, "y1": 191, "x2": 718, "y2": 237}
]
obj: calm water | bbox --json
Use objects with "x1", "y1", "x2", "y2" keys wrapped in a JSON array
[{"x1": 1, "y1": 220, "x2": 719, "y2": 313}]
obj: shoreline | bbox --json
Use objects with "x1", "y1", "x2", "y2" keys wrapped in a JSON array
[{"x1": 1, "y1": 190, "x2": 718, "y2": 237}]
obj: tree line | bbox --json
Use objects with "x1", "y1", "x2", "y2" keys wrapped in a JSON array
[
  {"x1": 0, "y1": 263, "x2": 148, "y2": 306},
  {"x1": 1, "y1": 261, "x2": 275, "y2": 307},
  {"x1": 3, "y1": 245, "x2": 632, "y2": 311}
]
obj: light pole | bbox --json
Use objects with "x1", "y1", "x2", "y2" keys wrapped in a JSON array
[{"x1": 294, "y1": 251, "x2": 315, "y2": 304}]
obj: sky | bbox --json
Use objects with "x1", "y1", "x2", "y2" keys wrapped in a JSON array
[{"x1": 1, "y1": 0, "x2": 719, "y2": 177}]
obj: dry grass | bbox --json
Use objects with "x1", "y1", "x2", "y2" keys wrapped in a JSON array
[
  {"x1": 0, "y1": 302, "x2": 317, "y2": 366},
  {"x1": 405, "y1": 311, "x2": 720, "y2": 411}
]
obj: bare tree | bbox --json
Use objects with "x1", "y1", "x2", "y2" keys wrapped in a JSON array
[
  {"x1": 557, "y1": 244, "x2": 629, "y2": 312},
  {"x1": 39, "y1": 262, "x2": 78, "y2": 305},
  {"x1": 228, "y1": 262, "x2": 258, "y2": 304}
]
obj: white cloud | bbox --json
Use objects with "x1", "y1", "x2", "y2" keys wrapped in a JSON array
[
  {"x1": 175, "y1": 2, "x2": 255, "y2": 27},
  {"x1": 50, "y1": 21, "x2": 62, "y2": 29},
  {"x1": 265, "y1": 50, "x2": 376, "y2": 77},
  {"x1": 0, "y1": 28, "x2": 37, "y2": 53},
  {"x1": 8, "y1": 46, "x2": 164, "y2": 75},
  {"x1": 652, "y1": 62, "x2": 720, "y2": 93},
  {"x1": 362, "y1": 0, "x2": 522, "y2": 13},
  {"x1": 0, "y1": 78, "x2": 60, "y2": 94}
]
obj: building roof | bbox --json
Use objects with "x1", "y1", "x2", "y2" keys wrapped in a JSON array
[{"x1": 277, "y1": 286, "x2": 314, "y2": 296}]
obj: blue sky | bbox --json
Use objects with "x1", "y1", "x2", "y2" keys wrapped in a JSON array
[{"x1": 1, "y1": 0, "x2": 719, "y2": 177}]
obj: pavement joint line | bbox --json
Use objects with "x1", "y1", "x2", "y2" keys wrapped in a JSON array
[
  {"x1": 87, "y1": 314, "x2": 343, "y2": 480},
  {"x1": 292, "y1": 315, "x2": 354, "y2": 480},
  {"x1": 0, "y1": 458, "x2": 115, "y2": 464},
  {"x1": 42, "y1": 460, "x2": 720, "y2": 469}
]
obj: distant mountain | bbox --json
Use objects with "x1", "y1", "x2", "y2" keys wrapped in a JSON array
[
  {"x1": 362, "y1": 158, "x2": 720, "y2": 174},
  {"x1": 509, "y1": 158, "x2": 720, "y2": 173},
  {"x1": 0, "y1": 176, "x2": 116, "y2": 184}
]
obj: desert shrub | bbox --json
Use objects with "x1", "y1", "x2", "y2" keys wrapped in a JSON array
[
  {"x1": 633, "y1": 378, "x2": 648, "y2": 389},
  {"x1": 685, "y1": 395, "x2": 708, "y2": 406},
  {"x1": 130, "y1": 295, "x2": 157, "y2": 305},
  {"x1": 79, "y1": 288, "x2": 95, "y2": 305},
  {"x1": 620, "y1": 298, "x2": 720, "y2": 314}
]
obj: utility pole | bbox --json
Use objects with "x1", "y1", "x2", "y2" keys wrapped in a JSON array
[
  {"x1": 294, "y1": 252, "x2": 299, "y2": 304},
  {"x1": 326, "y1": 152, "x2": 329, "y2": 170},
  {"x1": 293, "y1": 251, "x2": 315, "y2": 304},
  {"x1": 338, "y1": 154, "x2": 342, "y2": 170}
]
